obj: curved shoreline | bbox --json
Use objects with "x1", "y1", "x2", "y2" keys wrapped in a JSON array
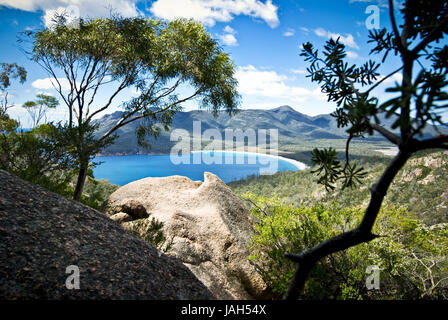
[
  {"x1": 191, "y1": 150, "x2": 309, "y2": 171},
  {"x1": 95, "y1": 150, "x2": 309, "y2": 171}
]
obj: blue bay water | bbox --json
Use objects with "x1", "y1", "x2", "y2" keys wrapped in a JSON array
[{"x1": 93, "y1": 151, "x2": 300, "y2": 186}]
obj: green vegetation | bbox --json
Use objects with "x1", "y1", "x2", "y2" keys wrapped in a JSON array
[
  {"x1": 0, "y1": 123, "x2": 75, "y2": 196},
  {"x1": 231, "y1": 151, "x2": 448, "y2": 225},
  {"x1": 26, "y1": 14, "x2": 240, "y2": 201},
  {"x1": 244, "y1": 194, "x2": 448, "y2": 299},
  {"x1": 229, "y1": 150, "x2": 448, "y2": 299},
  {"x1": 127, "y1": 218, "x2": 174, "y2": 253},
  {"x1": 22, "y1": 94, "x2": 59, "y2": 129},
  {"x1": 81, "y1": 176, "x2": 119, "y2": 211},
  {"x1": 1, "y1": 62, "x2": 118, "y2": 211},
  {"x1": 0, "y1": 120, "x2": 118, "y2": 211},
  {"x1": 1, "y1": 63, "x2": 74, "y2": 196},
  {"x1": 273, "y1": 0, "x2": 448, "y2": 298},
  {"x1": 0, "y1": 62, "x2": 26, "y2": 112}
]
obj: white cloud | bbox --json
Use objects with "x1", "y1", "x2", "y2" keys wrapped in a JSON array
[
  {"x1": 314, "y1": 28, "x2": 327, "y2": 37},
  {"x1": 149, "y1": 0, "x2": 279, "y2": 28},
  {"x1": 290, "y1": 69, "x2": 306, "y2": 75},
  {"x1": 32, "y1": 78, "x2": 72, "y2": 91},
  {"x1": 283, "y1": 28, "x2": 295, "y2": 37},
  {"x1": 346, "y1": 51, "x2": 359, "y2": 59},
  {"x1": 219, "y1": 33, "x2": 238, "y2": 46},
  {"x1": 235, "y1": 65, "x2": 325, "y2": 102},
  {"x1": 223, "y1": 25, "x2": 236, "y2": 34},
  {"x1": 0, "y1": 0, "x2": 140, "y2": 27},
  {"x1": 299, "y1": 27, "x2": 309, "y2": 33},
  {"x1": 314, "y1": 27, "x2": 360, "y2": 50},
  {"x1": 6, "y1": 102, "x2": 68, "y2": 128},
  {"x1": 42, "y1": 6, "x2": 80, "y2": 27},
  {"x1": 219, "y1": 25, "x2": 238, "y2": 46}
]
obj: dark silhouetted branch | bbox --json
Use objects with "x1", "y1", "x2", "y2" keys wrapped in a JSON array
[{"x1": 284, "y1": 150, "x2": 411, "y2": 299}]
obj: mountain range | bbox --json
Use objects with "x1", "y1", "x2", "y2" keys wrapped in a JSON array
[{"x1": 93, "y1": 105, "x2": 447, "y2": 155}]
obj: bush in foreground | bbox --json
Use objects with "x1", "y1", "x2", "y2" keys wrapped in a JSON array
[{"x1": 245, "y1": 193, "x2": 448, "y2": 300}]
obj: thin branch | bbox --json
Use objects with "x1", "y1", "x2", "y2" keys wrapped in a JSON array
[
  {"x1": 363, "y1": 66, "x2": 403, "y2": 95},
  {"x1": 85, "y1": 71, "x2": 107, "y2": 117},
  {"x1": 98, "y1": 87, "x2": 203, "y2": 144},
  {"x1": 369, "y1": 123, "x2": 401, "y2": 145},
  {"x1": 86, "y1": 75, "x2": 130, "y2": 122},
  {"x1": 98, "y1": 74, "x2": 190, "y2": 140},
  {"x1": 388, "y1": 0, "x2": 407, "y2": 54},
  {"x1": 342, "y1": 133, "x2": 353, "y2": 172},
  {"x1": 434, "y1": 276, "x2": 448, "y2": 289}
]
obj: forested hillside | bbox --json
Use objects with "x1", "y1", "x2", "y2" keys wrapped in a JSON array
[
  {"x1": 94, "y1": 106, "x2": 448, "y2": 155},
  {"x1": 230, "y1": 150, "x2": 448, "y2": 224},
  {"x1": 229, "y1": 151, "x2": 448, "y2": 299}
]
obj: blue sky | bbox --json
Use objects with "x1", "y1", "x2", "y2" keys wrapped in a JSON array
[{"x1": 1, "y1": 0, "x2": 441, "y2": 127}]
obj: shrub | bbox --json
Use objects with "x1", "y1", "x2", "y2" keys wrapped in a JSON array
[
  {"x1": 127, "y1": 218, "x2": 174, "y2": 254},
  {"x1": 245, "y1": 193, "x2": 448, "y2": 299}
]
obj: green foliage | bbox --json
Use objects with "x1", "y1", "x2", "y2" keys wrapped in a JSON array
[
  {"x1": 80, "y1": 177, "x2": 119, "y2": 211},
  {"x1": 22, "y1": 93, "x2": 59, "y2": 128},
  {"x1": 300, "y1": 0, "x2": 448, "y2": 190},
  {"x1": 54, "y1": 121, "x2": 117, "y2": 168},
  {"x1": 245, "y1": 193, "x2": 448, "y2": 300},
  {"x1": 0, "y1": 122, "x2": 76, "y2": 195},
  {"x1": 0, "y1": 62, "x2": 26, "y2": 92},
  {"x1": 26, "y1": 15, "x2": 240, "y2": 200},
  {"x1": 1, "y1": 92, "x2": 118, "y2": 209},
  {"x1": 311, "y1": 147, "x2": 341, "y2": 190},
  {"x1": 231, "y1": 151, "x2": 447, "y2": 225},
  {"x1": 0, "y1": 62, "x2": 26, "y2": 114},
  {"x1": 128, "y1": 218, "x2": 174, "y2": 253},
  {"x1": 0, "y1": 62, "x2": 84, "y2": 199}
]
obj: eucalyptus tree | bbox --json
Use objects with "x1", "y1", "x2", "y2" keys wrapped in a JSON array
[
  {"x1": 0, "y1": 62, "x2": 26, "y2": 116},
  {"x1": 0, "y1": 63, "x2": 73, "y2": 193},
  {"x1": 22, "y1": 93, "x2": 59, "y2": 128},
  {"x1": 285, "y1": 0, "x2": 448, "y2": 299},
  {"x1": 0, "y1": 62, "x2": 27, "y2": 171},
  {"x1": 27, "y1": 15, "x2": 240, "y2": 201}
]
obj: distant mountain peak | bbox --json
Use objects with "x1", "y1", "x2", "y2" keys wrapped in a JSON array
[{"x1": 273, "y1": 105, "x2": 296, "y2": 112}]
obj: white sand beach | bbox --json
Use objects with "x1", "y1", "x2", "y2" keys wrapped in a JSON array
[{"x1": 191, "y1": 150, "x2": 309, "y2": 171}]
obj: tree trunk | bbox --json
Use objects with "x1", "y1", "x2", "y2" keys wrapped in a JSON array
[{"x1": 73, "y1": 159, "x2": 88, "y2": 202}]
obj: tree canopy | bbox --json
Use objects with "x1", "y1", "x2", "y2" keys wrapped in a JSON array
[
  {"x1": 25, "y1": 15, "x2": 240, "y2": 200},
  {"x1": 22, "y1": 93, "x2": 59, "y2": 128},
  {"x1": 0, "y1": 62, "x2": 26, "y2": 115}
]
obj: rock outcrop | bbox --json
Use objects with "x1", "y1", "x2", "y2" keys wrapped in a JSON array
[
  {"x1": 0, "y1": 169, "x2": 213, "y2": 300},
  {"x1": 106, "y1": 172, "x2": 269, "y2": 300}
]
